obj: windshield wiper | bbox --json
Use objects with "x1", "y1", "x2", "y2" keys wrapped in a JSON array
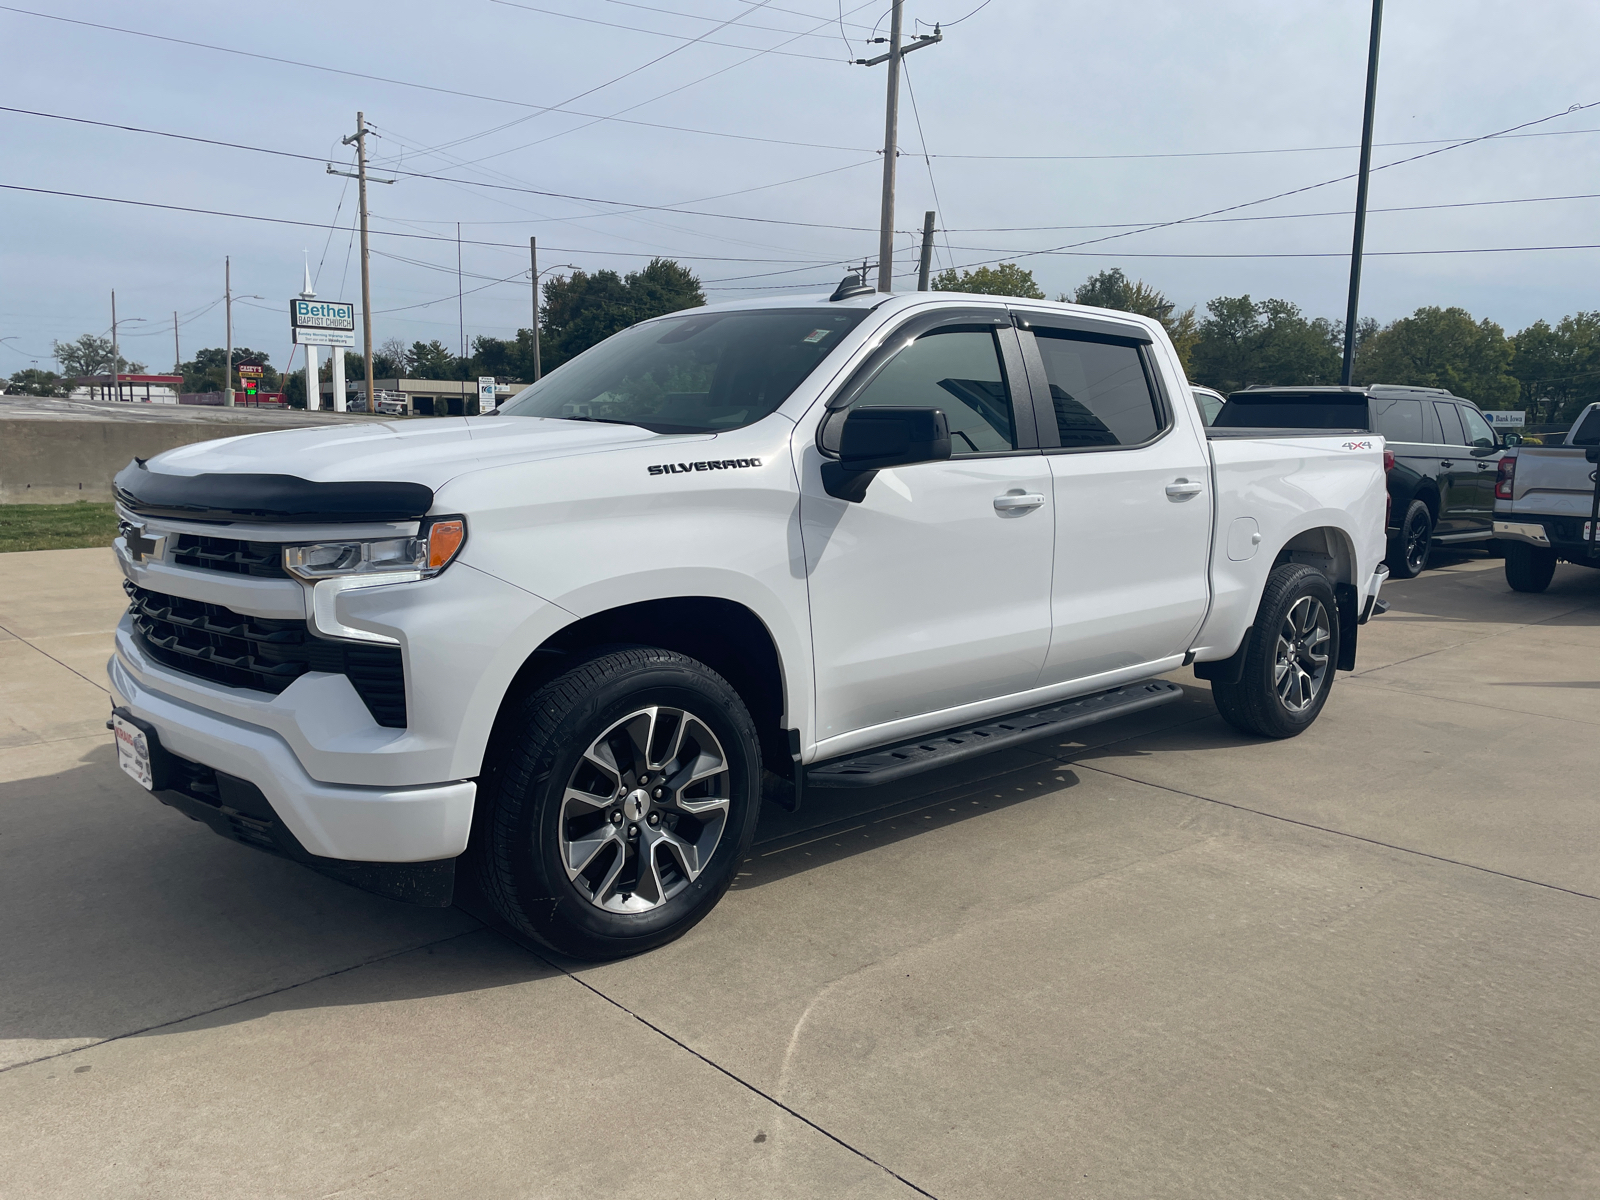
[{"x1": 555, "y1": 415, "x2": 646, "y2": 428}]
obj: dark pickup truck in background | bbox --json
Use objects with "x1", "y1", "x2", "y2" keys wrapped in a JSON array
[{"x1": 1213, "y1": 385, "x2": 1502, "y2": 578}]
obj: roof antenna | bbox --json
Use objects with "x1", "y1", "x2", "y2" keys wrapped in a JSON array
[{"x1": 829, "y1": 267, "x2": 875, "y2": 302}]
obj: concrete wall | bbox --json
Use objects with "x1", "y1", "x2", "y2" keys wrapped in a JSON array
[{"x1": 0, "y1": 419, "x2": 308, "y2": 504}]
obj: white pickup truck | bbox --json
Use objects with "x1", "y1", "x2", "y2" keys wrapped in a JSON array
[
  {"x1": 107, "y1": 284, "x2": 1388, "y2": 958},
  {"x1": 1493, "y1": 403, "x2": 1600, "y2": 591}
]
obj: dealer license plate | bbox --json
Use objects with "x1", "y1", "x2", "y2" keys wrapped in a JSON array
[
  {"x1": 1585, "y1": 522, "x2": 1596, "y2": 542},
  {"x1": 113, "y1": 713, "x2": 153, "y2": 790}
]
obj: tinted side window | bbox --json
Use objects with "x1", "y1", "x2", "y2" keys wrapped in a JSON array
[
  {"x1": 1434, "y1": 401, "x2": 1467, "y2": 445},
  {"x1": 1033, "y1": 330, "x2": 1162, "y2": 448},
  {"x1": 1570, "y1": 408, "x2": 1600, "y2": 446},
  {"x1": 1373, "y1": 398, "x2": 1423, "y2": 442},
  {"x1": 1460, "y1": 406, "x2": 1495, "y2": 447},
  {"x1": 850, "y1": 327, "x2": 1017, "y2": 456}
]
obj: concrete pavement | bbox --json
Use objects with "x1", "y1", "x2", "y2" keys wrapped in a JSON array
[{"x1": 2, "y1": 547, "x2": 1598, "y2": 1197}]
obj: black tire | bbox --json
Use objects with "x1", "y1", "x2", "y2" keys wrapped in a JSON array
[
  {"x1": 1386, "y1": 499, "x2": 1433, "y2": 579},
  {"x1": 1211, "y1": 564, "x2": 1340, "y2": 739},
  {"x1": 475, "y1": 646, "x2": 762, "y2": 960},
  {"x1": 1504, "y1": 542, "x2": 1557, "y2": 593}
]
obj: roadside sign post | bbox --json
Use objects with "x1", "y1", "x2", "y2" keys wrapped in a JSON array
[
  {"x1": 238, "y1": 363, "x2": 263, "y2": 405},
  {"x1": 290, "y1": 298, "x2": 355, "y2": 412},
  {"x1": 478, "y1": 376, "x2": 497, "y2": 416}
]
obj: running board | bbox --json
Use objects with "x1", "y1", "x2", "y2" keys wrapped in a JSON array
[{"x1": 805, "y1": 680, "x2": 1184, "y2": 789}]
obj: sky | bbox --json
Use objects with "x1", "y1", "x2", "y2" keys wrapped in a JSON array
[{"x1": 3, "y1": 0, "x2": 1598, "y2": 379}]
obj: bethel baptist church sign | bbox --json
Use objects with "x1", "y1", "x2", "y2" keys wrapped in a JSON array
[{"x1": 289, "y1": 299, "x2": 356, "y2": 347}]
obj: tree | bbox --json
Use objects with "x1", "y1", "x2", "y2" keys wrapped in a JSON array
[
  {"x1": 5, "y1": 368, "x2": 68, "y2": 396},
  {"x1": 932, "y1": 262, "x2": 1045, "y2": 299},
  {"x1": 374, "y1": 338, "x2": 410, "y2": 378},
  {"x1": 1354, "y1": 306, "x2": 1519, "y2": 409},
  {"x1": 52, "y1": 333, "x2": 143, "y2": 377},
  {"x1": 1510, "y1": 312, "x2": 1600, "y2": 425},
  {"x1": 179, "y1": 348, "x2": 278, "y2": 395},
  {"x1": 540, "y1": 258, "x2": 704, "y2": 372},
  {"x1": 1188, "y1": 296, "x2": 1341, "y2": 394},
  {"x1": 1066, "y1": 268, "x2": 1199, "y2": 370},
  {"x1": 406, "y1": 340, "x2": 461, "y2": 380}
]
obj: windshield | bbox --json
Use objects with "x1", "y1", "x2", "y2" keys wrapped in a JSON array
[{"x1": 499, "y1": 308, "x2": 869, "y2": 433}]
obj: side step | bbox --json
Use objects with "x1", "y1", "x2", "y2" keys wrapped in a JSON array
[{"x1": 806, "y1": 680, "x2": 1184, "y2": 789}]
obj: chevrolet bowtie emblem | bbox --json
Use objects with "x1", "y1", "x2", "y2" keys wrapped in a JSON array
[{"x1": 120, "y1": 520, "x2": 166, "y2": 563}]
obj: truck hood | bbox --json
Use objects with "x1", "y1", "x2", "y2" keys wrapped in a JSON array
[{"x1": 147, "y1": 416, "x2": 679, "y2": 490}]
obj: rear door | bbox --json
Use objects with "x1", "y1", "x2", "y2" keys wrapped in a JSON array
[
  {"x1": 1014, "y1": 313, "x2": 1212, "y2": 686},
  {"x1": 1431, "y1": 401, "x2": 1477, "y2": 532},
  {"x1": 1370, "y1": 396, "x2": 1426, "y2": 530}
]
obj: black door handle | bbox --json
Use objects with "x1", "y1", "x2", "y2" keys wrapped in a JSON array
[{"x1": 1439, "y1": 460, "x2": 1454, "y2": 467}]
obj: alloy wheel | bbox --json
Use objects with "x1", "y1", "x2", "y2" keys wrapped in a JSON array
[
  {"x1": 1404, "y1": 512, "x2": 1430, "y2": 573},
  {"x1": 1273, "y1": 596, "x2": 1331, "y2": 713},
  {"x1": 558, "y1": 706, "x2": 731, "y2": 914}
]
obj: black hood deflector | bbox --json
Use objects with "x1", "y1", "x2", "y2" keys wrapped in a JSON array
[{"x1": 113, "y1": 459, "x2": 434, "y2": 524}]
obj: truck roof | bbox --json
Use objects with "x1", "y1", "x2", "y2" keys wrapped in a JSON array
[{"x1": 1230, "y1": 384, "x2": 1461, "y2": 400}]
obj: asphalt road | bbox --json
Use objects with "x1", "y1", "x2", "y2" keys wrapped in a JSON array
[{"x1": 2, "y1": 546, "x2": 1598, "y2": 1198}]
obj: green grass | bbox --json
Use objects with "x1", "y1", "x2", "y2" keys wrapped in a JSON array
[{"x1": 0, "y1": 502, "x2": 119, "y2": 553}]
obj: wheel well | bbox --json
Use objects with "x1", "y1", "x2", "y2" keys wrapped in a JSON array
[
  {"x1": 1271, "y1": 525, "x2": 1357, "y2": 585},
  {"x1": 1413, "y1": 485, "x2": 1440, "y2": 521},
  {"x1": 506, "y1": 597, "x2": 790, "y2": 774}
]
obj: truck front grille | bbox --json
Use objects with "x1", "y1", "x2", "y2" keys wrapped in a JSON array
[
  {"x1": 125, "y1": 581, "x2": 406, "y2": 727},
  {"x1": 170, "y1": 533, "x2": 288, "y2": 578}
]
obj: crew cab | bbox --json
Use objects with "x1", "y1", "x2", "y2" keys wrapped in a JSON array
[
  {"x1": 1493, "y1": 403, "x2": 1600, "y2": 591},
  {"x1": 1213, "y1": 385, "x2": 1502, "y2": 578},
  {"x1": 106, "y1": 285, "x2": 1389, "y2": 958}
]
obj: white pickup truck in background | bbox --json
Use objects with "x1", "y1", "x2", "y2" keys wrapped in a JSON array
[
  {"x1": 106, "y1": 283, "x2": 1388, "y2": 958},
  {"x1": 1494, "y1": 403, "x2": 1600, "y2": 591}
]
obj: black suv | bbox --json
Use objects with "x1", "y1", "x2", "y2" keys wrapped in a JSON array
[{"x1": 1213, "y1": 385, "x2": 1502, "y2": 578}]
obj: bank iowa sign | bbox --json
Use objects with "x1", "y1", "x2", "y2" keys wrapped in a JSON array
[{"x1": 290, "y1": 300, "x2": 356, "y2": 346}]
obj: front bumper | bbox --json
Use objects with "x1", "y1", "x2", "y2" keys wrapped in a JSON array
[{"x1": 110, "y1": 651, "x2": 476, "y2": 863}]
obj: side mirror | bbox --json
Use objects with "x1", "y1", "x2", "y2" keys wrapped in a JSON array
[
  {"x1": 823, "y1": 406, "x2": 951, "y2": 501},
  {"x1": 1585, "y1": 447, "x2": 1600, "y2": 465}
]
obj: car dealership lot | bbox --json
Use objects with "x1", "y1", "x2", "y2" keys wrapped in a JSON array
[{"x1": 2, "y1": 548, "x2": 1598, "y2": 1198}]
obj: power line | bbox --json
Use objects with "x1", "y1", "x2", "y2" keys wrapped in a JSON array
[
  {"x1": 945, "y1": 192, "x2": 1600, "y2": 233},
  {"x1": 926, "y1": 126, "x2": 1600, "y2": 161},
  {"x1": 0, "y1": 5, "x2": 876, "y2": 154},
  {"x1": 900, "y1": 59, "x2": 953, "y2": 273},
  {"x1": 0, "y1": 183, "x2": 865, "y2": 259},
  {"x1": 449, "y1": 0, "x2": 877, "y2": 168},
  {"x1": 0, "y1": 105, "x2": 884, "y2": 232},
  {"x1": 410, "y1": 0, "x2": 804, "y2": 162},
  {"x1": 605, "y1": 0, "x2": 852, "y2": 41},
  {"x1": 937, "y1": 100, "x2": 1600, "y2": 274},
  {"x1": 487, "y1": 0, "x2": 842, "y2": 61}
]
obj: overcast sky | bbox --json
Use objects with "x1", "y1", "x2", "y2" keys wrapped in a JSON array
[{"x1": 4, "y1": 0, "x2": 1597, "y2": 378}]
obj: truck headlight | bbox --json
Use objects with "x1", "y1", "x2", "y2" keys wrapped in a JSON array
[{"x1": 283, "y1": 517, "x2": 467, "y2": 582}]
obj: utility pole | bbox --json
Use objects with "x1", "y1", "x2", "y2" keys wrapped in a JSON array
[
  {"x1": 173, "y1": 311, "x2": 180, "y2": 375},
  {"x1": 458, "y1": 221, "x2": 466, "y2": 415},
  {"x1": 917, "y1": 210, "x2": 936, "y2": 291},
  {"x1": 109, "y1": 289, "x2": 119, "y2": 402},
  {"x1": 1341, "y1": 0, "x2": 1384, "y2": 386},
  {"x1": 530, "y1": 237, "x2": 540, "y2": 381},
  {"x1": 333, "y1": 113, "x2": 394, "y2": 411},
  {"x1": 224, "y1": 258, "x2": 234, "y2": 407},
  {"x1": 856, "y1": 6, "x2": 941, "y2": 293}
]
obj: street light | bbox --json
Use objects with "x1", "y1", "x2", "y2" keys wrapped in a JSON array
[{"x1": 529, "y1": 259, "x2": 577, "y2": 382}]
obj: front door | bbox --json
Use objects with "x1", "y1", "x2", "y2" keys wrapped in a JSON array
[
  {"x1": 1457, "y1": 404, "x2": 1500, "y2": 534},
  {"x1": 799, "y1": 318, "x2": 1054, "y2": 746},
  {"x1": 1016, "y1": 318, "x2": 1213, "y2": 685}
]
